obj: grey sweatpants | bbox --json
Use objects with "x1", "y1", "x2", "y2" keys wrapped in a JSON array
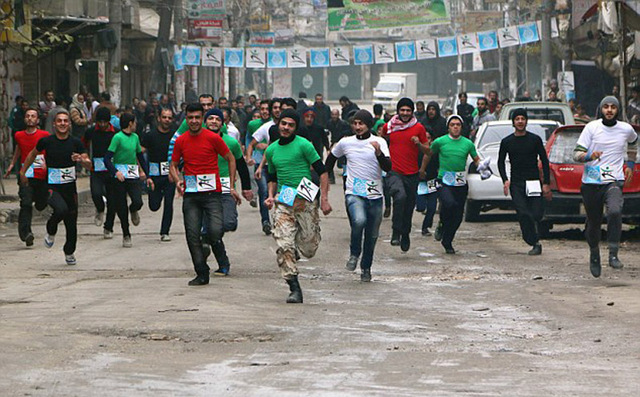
[{"x1": 580, "y1": 182, "x2": 624, "y2": 250}]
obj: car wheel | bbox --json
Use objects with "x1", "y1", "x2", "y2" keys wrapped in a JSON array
[
  {"x1": 465, "y1": 200, "x2": 482, "y2": 222},
  {"x1": 538, "y1": 221, "x2": 552, "y2": 239}
]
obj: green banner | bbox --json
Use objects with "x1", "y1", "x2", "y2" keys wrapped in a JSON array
[{"x1": 328, "y1": 0, "x2": 449, "y2": 32}]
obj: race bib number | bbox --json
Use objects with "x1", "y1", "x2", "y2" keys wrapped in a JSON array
[
  {"x1": 353, "y1": 177, "x2": 382, "y2": 198},
  {"x1": 48, "y1": 167, "x2": 76, "y2": 184},
  {"x1": 116, "y1": 164, "x2": 139, "y2": 179},
  {"x1": 584, "y1": 164, "x2": 616, "y2": 183},
  {"x1": 33, "y1": 154, "x2": 45, "y2": 169},
  {"x1": 184, "y1": 174, "x2": 217, "y2": 193},
  {"x1": 442, "y1": 171, "x2": 466, "y2": 187},
  {"x1": 526, "y1": 180, "x2": 542, "y2": 197},
  {"x1": 220, "y1": 177, "x2": 231, "y2": 194},
  {"x1": 93, "y1": 157, "x2": 107, "y2": 172},
  {"x1": 418, "y1": 179, "x2": 439, "y2": 195},
  {"x1": 160, "y1": 161, "x2": 170, "y2": 176},
  {"x1": 296, "y1": 177, "x2": 320, "y2": 202},
  {"x1": 277, "y1": 185, "x2": 297, "y2": 206},
  {"x1": 149, "y1": 162, "x2": 160, "y2": 176}
]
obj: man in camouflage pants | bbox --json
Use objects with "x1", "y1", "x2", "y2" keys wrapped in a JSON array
[{"x1": 264, "y1": 109, "x2": 332, "y2": 303}]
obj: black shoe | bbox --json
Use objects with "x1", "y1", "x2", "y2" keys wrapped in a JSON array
[
  {"x1": 262, "y1": 222, "x2": 272, "y2": 236},
  {"x1": 25, "y1": 233, "x2": 34, "y2": 247},
  {"x1": 434, "y1": 223, "x2": 443, "y2": 242},
  {"x1": 361, "y1": 269, "x2": 371, "y2": 282},
  {"x1": 442, "y1": 242, "x2": 455, "y2": 254},
  {"x1": 383, "y1": 207, "x2": 391, "y2": 218},
  {"x1": 188, "y1": 276, "x2": 209, "y2": 286},
  {"x1": 213, "y1": 266, "x2": 230, "y2": 276},
  {"x1": 346, "y1": 256, "x2": 358, "y2": 271},
  {"x1": 390, "y1": 231, "x2": 400, "y2": 246},
  {"x1": 590, "y1": 249, "x2": 601, "y2": 278},
  {"x1": 609, "y1": 254, "x2": 624, "y2": 269},
  {"x1": 285, "y1": 276, "x2": 303, "y2": 303},
  {"x1": 400, "y1": 234, "x2": 410, "y2": 252},
  {"x1": 528, "y1": 243, "x2": 542, "y2": 256},
  {"x1": 422, "y1": 228, "x2": 432, "y2": 236}
]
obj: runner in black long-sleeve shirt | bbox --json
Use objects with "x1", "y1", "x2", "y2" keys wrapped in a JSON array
[{"x1": 498, "y1": 108, "x2": 551, "y2": 255}]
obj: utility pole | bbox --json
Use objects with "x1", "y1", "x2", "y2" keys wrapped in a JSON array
[
  {"x1": 507, "y1": 1, "x2": 518, "y2": 99},
  {"x1": 150, "y1": 0, "x2": 174, "y2": 93},
  {"x1": 108, "y1": 0, "x2": 122, "y2": 106},
  {"x1": 617, "y1": 1, "x2": 627, "y2": 120},
  {"x1": 174, "y1": 0, "x2": 185, "y2": 105},
  {"x1": 540, "y1": 1, "x2": 554, "y2": 100}
]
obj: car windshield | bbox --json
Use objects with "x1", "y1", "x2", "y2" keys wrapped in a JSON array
[
  {"x1": 508, "y1": 108, "x2": 565, "y2": 124},
  {"x1": 549, "y1": 130, "x2": 581, "y2": 164},
  {"x1": 477, "y1": 124, "x2": 551, "y2": 149},
  {"x1": 375, "y1": 82, "x2": 401, "y2": 92}
]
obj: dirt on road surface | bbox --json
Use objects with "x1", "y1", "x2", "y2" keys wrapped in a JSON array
[{"x1": 1, "y1": 185, "x2": 640, "y2": 396}]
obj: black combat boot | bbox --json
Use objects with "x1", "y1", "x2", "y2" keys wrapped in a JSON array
[{"x1": 286, "y1": 276, "x2": 303, "y2": 303}]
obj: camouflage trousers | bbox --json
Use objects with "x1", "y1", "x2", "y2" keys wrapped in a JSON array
[{"x1": 272, "y1": 198, "x2": 321, "y2": 280}]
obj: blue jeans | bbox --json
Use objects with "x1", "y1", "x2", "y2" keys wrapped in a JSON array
[
  {"x1": 255, "y1": 165, "x2": 270, "y2": 225},
  {"x1": 183, "y1": 192, "x2": 223, "y2": 279},
  {"x1": 345, "y1": 195, "x2": 383, "y2": 270},
  {"x1": 416, "y1": 192, "x2": 439, "y2": 232}
]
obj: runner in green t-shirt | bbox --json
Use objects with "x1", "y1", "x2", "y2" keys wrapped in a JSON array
[
  {"x1": 104, "y1": 113, "x2": 149, "y2": 248},
  {"x1": 263, "y1": 109, "x2": 332, "y2": 304},
  {"x1": 425, "y1": 115, "x2": 480, "y2": 254},
  {"x1": 204, "y1": 108, "x2": 253, "y2": 276}
]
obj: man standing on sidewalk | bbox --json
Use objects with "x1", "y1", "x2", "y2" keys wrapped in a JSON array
[
  {"x1": 170, "y1": 103, "x2": 237, "y2": 286},
  {"x1": 264, "y1": 109, "x2": 332, "y2": 303},
  {"x1": 142, "y1": 108, "x2": 176, "y2": 242},
  {"x1": 325, "y1": 110, "x2": 391, "y2": 282},
  {"x1": 426, "y1": 115, "x2": 480, "y2": 254},
  {"x1": 20, "y1": 110, "x2": 92, "y2": 265},
  {"x1": 380, "y1": 98, "x2": 430, "y2": 252},
  {"x1": 573, "y1": 96, "x2": 637, "y2": 277},
  {"x1": 498, "y1": 108, "x2": 551, "y2": 255},
  {"x1": 4, "y1": 108, "x2": 50, "y2": 246},
  {"x1": 84, "y1": 107, "x2": 117, "y2": 238}
]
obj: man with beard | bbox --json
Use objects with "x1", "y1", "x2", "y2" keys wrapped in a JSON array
[{"x1": 456, "y1": 92, "x2": 475, "y2": 138}]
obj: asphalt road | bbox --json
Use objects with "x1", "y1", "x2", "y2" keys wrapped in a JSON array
[{"x1": 1, "y1": 183, "x2": 640, "y2": 396}]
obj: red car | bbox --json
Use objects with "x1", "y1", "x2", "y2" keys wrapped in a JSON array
[{"x1": 539, "y1": 125, "x2": 640, "y2": 235}]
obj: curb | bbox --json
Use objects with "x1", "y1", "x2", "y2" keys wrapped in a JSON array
[{"x1": 0, "y1": 189, "x2": 92, "y2": 224}]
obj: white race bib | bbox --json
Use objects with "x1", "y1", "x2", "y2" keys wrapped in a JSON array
[
  {"x1": 48, "y1": 167, "x2": 76, "y2": 184},
  {"x1": 442, "y1": 171, "x2": 466, "y2": 187},
  {"x1": 584, "y1": 164, "x2": 616, "y2": 184},
  {"x1": 353, "y1": 177, "x2": 382, "y2": 199},
  {"x1": 220, "y1": 177, "x2": 231, "y2": 194},
  {"x1": 184, "y1": 174, "x2": 217, "y2": 193},
  {"x1": 296, "y1": 177, "x2": 320, "y2": 202},
  {"x1": 116, "y1": 164, "x2": 139, "y2": 179},
  {"x1": 525, "y1": 180, "x2": 542, "y2": 197},
  {"x1": 150, "y1": 161, "x2": 170, "y2": 176}
]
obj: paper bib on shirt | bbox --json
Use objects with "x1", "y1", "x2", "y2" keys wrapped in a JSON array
[
  {"x1": 116, "y1": 164, "x2": 139, "y2": 179},
  {"x1": 418, "y1": 179, "x2": 439, "y2": 195},
  {"x1": 442, "y1": 171, "x2": 466, "y2": 186},
  {"x1": 93, "y1": 157, "x2": 107, "y2": 172},
  {"x1": 525, "y1": 180, "x2": 542, "y2": 197},
  {"x1": 220, "y1": 177, "x2": 231, "y2": 194},
  {"x1": 277, "y1": 185, "x2": 297, "y2": 206},
  {"x1": 584, "y1": 164, "x2": 617, "y2": 184},
  {"x1": 149, "y1": 161, "x2": 170, "y2": 176},
  {"x1": 296, "y1": 177, "x2": 320, "y2": 202},
  {"x1": 48, "y1": 167, "x2": 76, "y2": 184},
  {"x1": 184, "y1": 174, "x2": 217, "y2": 193},
  {"x1": 353, "y1": 177, "x2": 382, "y2": 199}
]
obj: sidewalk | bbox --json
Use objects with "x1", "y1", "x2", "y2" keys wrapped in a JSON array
[{"x1": 0, "y1": 175, "x2": 91, "y2": 223}]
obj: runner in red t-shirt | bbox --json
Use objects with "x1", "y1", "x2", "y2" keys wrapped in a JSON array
[
  {"x1": 4, "y1": 108, "x2": 50, "y2": 246},
  {"x1": 380, "y1": 98, "x2": 430, "y2": 252},
  {"x1": 169, "y1": 103, "x2": 236, "y2": 286}
]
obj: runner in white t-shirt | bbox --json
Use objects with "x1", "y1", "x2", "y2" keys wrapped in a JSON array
[
  {"x1": 573, "y1": 96, "x2": 638, "y2": 277},
  {"x1": 325, "y1": 110, "x2": 392, "y2": 282}
]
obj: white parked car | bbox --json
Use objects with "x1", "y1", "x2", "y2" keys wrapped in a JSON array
[{"x1": 464, "y1": 120, "x2": 561, "y2": 221}]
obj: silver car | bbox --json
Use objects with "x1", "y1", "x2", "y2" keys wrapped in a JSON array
[{"x1": 464, "y1": 120, "x2": 561, "y2": 221}]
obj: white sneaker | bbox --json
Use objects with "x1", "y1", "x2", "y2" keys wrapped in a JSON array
[
  {"x1": 131, "y1": 211, "x2": 140, "y2": 226},
  {"x1": 94, "y1": 211, "x2": 104, "y2": 227},
  {"x1": 44, "y1": 234, "x2": 55, "y2": 248},
  {"x1": 123, "y1": 236, "x2": 132, "y2": 248},
  {"x1": 65, "y1": 254, "x2": 77, "y2": 266},
  {"x1": 103, "y1": 229, "x2": 113, "y2": 239},
  {"x1": 160, "y1": 234, "x2": 171, "y2": 242}
]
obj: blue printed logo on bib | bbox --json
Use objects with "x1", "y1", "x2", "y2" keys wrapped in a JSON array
[
  {"x1": 25, "y1": 164, "x2": 35, "y2": 178},
  {"x1": 277, "y1": 185, "x2": 297, "y2": 206},
  {"x1": 584, "y1": 165, "x2": 601, "y2": 183},
  {"x1": 93, "y1": 157, "x2": 106, "y2": 172},
  {"x1": 353, "y1": 178, "x2": 368, "y2": 197},
  {"x1": 149, "y1": 162, "x2": 160, "y2": 176},
  {"x1": 184, "y1": 175, "x2": 198, "y2": 193}
]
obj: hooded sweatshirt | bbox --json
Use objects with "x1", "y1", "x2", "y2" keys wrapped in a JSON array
[{"x1": 421, "y1": 101, "x2": 447, "y2": 140}]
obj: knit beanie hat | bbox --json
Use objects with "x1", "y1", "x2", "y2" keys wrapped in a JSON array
[
  {"x1": 204, "y1": 108, "x2": 224, "y2": 121},
  {"x1": 511, "y1": 108, "x2": 528, "y2": 122},
  {"x1": 396, "y1": 97, "x2": 415, "y2": 113},
  {"x1": 353, "y1": 109, "x2": 374, "y2": 128},
  {"x1": 279, "y1": 109, "x2": 300, "y2": 129},
  {"x1": 446, "y1": 114, "x2": 464, "y2": 127}
]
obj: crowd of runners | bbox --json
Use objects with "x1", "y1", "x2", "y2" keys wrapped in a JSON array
[{"x1": 5, "y1": 91, "x2": 637, "y2": 302}]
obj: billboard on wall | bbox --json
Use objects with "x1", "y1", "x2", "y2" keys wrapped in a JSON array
[
  {"x1": 186, "y1": 0, "x2": 226, "y2": 19},
  {"x1": 328, "y1": 0, "x2": 449, "y2": 32}
]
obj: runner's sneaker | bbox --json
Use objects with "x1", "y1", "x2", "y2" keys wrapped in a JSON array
[
  {"x1": 434, "y1": 222, "x2": 443, "y2": 242},
  {"x1": 250, "y1": 198, "x2": 258, "y2": 208},
  {"x1": 346, "y1": 256, "x2": 358, "y2": 271},
  {"x1": 25, "y1": 233, "x2": 35, "y2": 247},
  {"x1": 103, "y1": 229, "x2": 113, "y2": 239},
  {"x1": 65, "y1": 254, "x2": 77, "y2": 266},
  {"x1": 131, "y1": 211, "x2": 140, "y2": 226},
  {"x1": 262, "y1": 222, "x2": 272, "y2": 236},
  {"x1": 160, "y1": 234, "x2": 171, "y2": 242},
  {"x1": 213, "y1": 267, "x2": 229, "y2": 276},
  {"x1": 44, "y1": 233, "x2": 55, "y2": 248},
  {"x1": 94, "y1": 211, "x2": 104, "y2": 227},
  {"x1": 361, "y1": 269, "x2": 372, "y2": 282},
  {"x1": 123, "y1": 236, "x2": 133, "y2": 248}
]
